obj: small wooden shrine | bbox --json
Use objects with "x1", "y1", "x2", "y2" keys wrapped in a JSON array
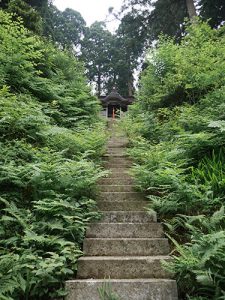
[{"x1": 99, "y1": 87, "x2": 135, "y2": 118}]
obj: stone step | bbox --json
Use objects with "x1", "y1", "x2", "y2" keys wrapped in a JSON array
[
  {"x1": 84, "y1": 238, "x2": 170, "y2": 256},
  {"x1": 104, "y1": 163, "x2": 131, "y2": 169},
  {"x1": 98, "y1": 191, "x2": 145, "y2": 201},
  {"x1": 99, "y1": 185, "x2": 136, "y2": 192},
  {"x1": 106, "y1": 167, "x2": 130, "y2": 173},
  {"x1": 102, "y1": 152, "x2": 127, "y2": 162},
  {"x1": 103, "y1": 154, "x2": 132, "y2": 164},
  {"x1": 98, "y1": 177, "x2": 134, "y2": 185},
  {"x1": 66, "y1": 279, "x2": 178, "y2": 300},
  {"x1": 100, "y1": 211, "x2": 157, "y2": 223},
  {"x1": 86, "y1": 223, "x2": 163, "y2": 238},
  {"x1": 106, "y1": 152, "x2": 127, "y2": 156},
  {"x1": 107, "y1": 143, "x2": 128, "y2": 148},
  {"x1": 77, "y1": 256, "x2": 172, "y2": 279},
  {"x1": 105, "y1": 171, "x2": 131, "y2": 178},
  {"x1": 107, "y1": 149, "x2": 127, "y2": 154},
  {"x1": 108, "y1": 146, "x2": 126, "y2": 149},
  {"x1": 98, "y1": 200, "x2": 147, "y2": 211},
  {"x1": 107, "y1": 146, "x2": 126, "y2": 149},
  {"x1": 108, "y1": 137, "x2": 129, "y2": 142},
  {"x1": 103, "y1": 158, "x2": 131, "y2": 164},
  {"x1": 103, "y1": 158, "x2": 130, "y2": 164}
]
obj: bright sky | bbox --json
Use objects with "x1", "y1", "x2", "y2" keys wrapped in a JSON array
[{"x1": 53, "y1": 0, "x2": 124, "y2": 32}]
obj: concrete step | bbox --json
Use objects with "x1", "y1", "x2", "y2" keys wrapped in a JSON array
[
  {"x1": 98, "y1": 191, "x2": 145, "y2": 201},
  {"x1": 84, "y1": 238, "x2": 170, "y2": 256},
  {"x1": 107, "y1": 145, "x2": 126, "y2": 152},
  {"x1": 103, "y1": 156, "x2": 131, "y2": 162},
  {"x1": 98, "y1": 177, "x2": 134, "y2": 185},
  {"x1": 108, "y1": 146, "x2": 126, "y2": 149},
  {"x1": 86, "y1": 223, "x2": 163, "y2": 238},
  {"x1": 106, "y1": 167, "x2": 130, "y2": 174},
  {"x1": 100, "y1": 211, "x2": 157, "y2": 223},
  {"x1": 106, "y1": 153, "x2": 127, "y2": 156},
  {"x1": 102, "y1": 152, "x2": 127, "y2": 161},
  {"x1": 108, "y1": 138, "x2": 129, "y2": 142},
  {"x1": 103, "y1": 162, "x2": 131, "y2": 168},
  {"x1": 97, "y1": 201, "x2": 147, "y2": 211},
  {"x1": 77, "y1": 256, "x2": 172, "y2": 279},
  {"x1": 105, "y1": 153, "x2": 127, "y2": 157},
  {"x1": 105, "y1": 171, "x2": 131, "y2": 178},
  {"x1": 107, "y1": 142, "x2": 128, "y2": 148},
  {"x1": 99, "y1": 185, "x2": 137, "y2": 192},
  {"x1": 103, "y1": 157, "x2": 131, "y2": 163},
  {"x1": 66, "y1": 279, "x2": 178, "y2": 300}
]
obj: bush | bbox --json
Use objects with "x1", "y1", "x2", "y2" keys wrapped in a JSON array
[
  {"x1": 0, "y1": 10, "x2": 107, "y2": 299},
  {"x1": 122, "y1": 19, "x2": 225, "y2": 299}
]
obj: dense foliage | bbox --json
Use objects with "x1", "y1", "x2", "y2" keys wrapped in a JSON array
[
  {"x1": 122, "y1": 20, "x2": 225, "y2": 299},
  {"x1": 0, "y1": 11, "x2": 106, "y2": 299}
]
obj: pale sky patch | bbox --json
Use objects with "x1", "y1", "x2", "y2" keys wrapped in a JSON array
[{"x1": 53, "y1": 0, "x2": 124, "y2": 32}]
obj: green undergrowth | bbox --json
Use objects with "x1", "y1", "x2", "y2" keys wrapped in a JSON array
[
  {"x1": 121, "y1": 20, "x2": 225, "y2": 299},
  {"x1": 0, "y1": 11, "x2": 107, "y2": 300}
]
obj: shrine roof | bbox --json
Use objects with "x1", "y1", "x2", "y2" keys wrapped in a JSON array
[{"x1": 99, "y1": 87, "x2": 135, "y2": 104}]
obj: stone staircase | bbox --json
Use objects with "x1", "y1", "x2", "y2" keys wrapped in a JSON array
[{"x1": 66, "y1": 122, "x2": 178, "y2": 300}]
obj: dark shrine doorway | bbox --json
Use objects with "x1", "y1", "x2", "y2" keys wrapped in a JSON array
[{"x1": 108, "y1": 105, "x2": 121, "y2": 118}]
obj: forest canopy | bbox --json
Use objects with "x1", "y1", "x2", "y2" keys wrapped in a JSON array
[{"x1": 1, "y1": 0, "x2": 225, "y2": 97}]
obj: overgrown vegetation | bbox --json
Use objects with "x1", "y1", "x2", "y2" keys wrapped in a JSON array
[
  {"x1": 0, "y1": 11, "x2": 106, "y2": 299},
  {"x1": 122, "y1": 20, "x2": 225, "y2": 299}
]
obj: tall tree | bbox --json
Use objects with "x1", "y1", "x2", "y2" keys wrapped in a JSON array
[
  {"x1": 111, "y1": 13, "x2": 146, "y2": 96},
  {"x1": 121, "y1": 0, "x2": 191, "y2": 40},
  {"x1": 81, "y1": 22, "x2": 113, "y2": 96},
  {"x1": 7, "y1": 0, "x2": 43, "y2": 33},
  {"x1": 186, "y1": 0, "x2": 197, "y2": 18},
  {"x1": 43, "y1": 5, "x2": 86, "y2": 50},
  {"x1": 199, "y1": 0, "x2": 225, "y2": 27},
  {"x1": 0, "y1": 0, "x2": 51, "y2": 34}
]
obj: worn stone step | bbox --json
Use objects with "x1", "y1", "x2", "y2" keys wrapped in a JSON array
[
  {"x1": 98, "y1": 191, "x2": 145, "y2": 201},
  {"x1": 84, "y1": 238, "x2": 170, "y2": 256},
  {"x1": 105, "y1": 146, "x2": 126, "y2": 150},
  {"x1": 77, "y1": 256, "x2": 172, "y2": 279},
  {"x1": 103, "y1": 159, "x2": 130, "y2": 165},
  {"x1": 66, "y1": 279, "x2": 178, "y2": 300},
  {"x1": 107, "y1": 145, "x2": 128, "y2": 149},
  {"x1": 98, "y1": 200, "x2": 147, "y2": 211},
  {"x1": 107, "y1": 142, "x2": 128, "y2": 148},
  {"x1": 106, "y1": 167, "x2": 130, "y2": 174},
  {"x1": 104, "y1": 163, "x2": 131, "y2": 169},
  {"x1": 103, "y1": 158, "x2": 131, "y2": 165},
  {"x1": 107, "y1": 159, "x2": 130, "y2": 163},
  {"x1": 100, "y1": 211, "x2": 157, "y2": 223},
  {"x1": 105, "y1": 171, "x2": 131, "y2": 178},
  {"x1": 103, "y1": 156, "x2": 131, "y2": 162},
  {"x1": 106, "y1": 152, "x2": 127, "y2": 156},
  {"x1": 108, "y1": 137, "x2": 129, "y2": 142},
  {"x1": 108, "y1": 145, "x2": 126, "y2": 149},
  {"x1": 86, "y1": 223, "x2": 163, "y2": 238},
  {"x1": 98, "y1": 177, "x2": 134, "y2": 185},
  {"x1": 99, "y1": 185, "x2": 137, "y2": 192},
  {"x1": 105, "y1": 153, "x2": 127, "y2": 158}
]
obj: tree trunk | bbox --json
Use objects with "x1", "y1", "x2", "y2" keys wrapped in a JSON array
[
  {"x1": 186, "y1": 0, "x2": 197, "y2": 19},
  {"x1": 97, "y1": 72, "x2": 101, "y2": 97},
  {"x1": 128, "y1": 77, "x2": 133, "y2": 97}
]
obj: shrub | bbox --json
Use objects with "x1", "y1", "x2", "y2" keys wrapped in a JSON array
[
  {"x1": 121, "y1": 19, "x2": 225, "y2": 299},
  {"x1": 0, "y1": 10, "x2": 106, "y2": 299}
]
